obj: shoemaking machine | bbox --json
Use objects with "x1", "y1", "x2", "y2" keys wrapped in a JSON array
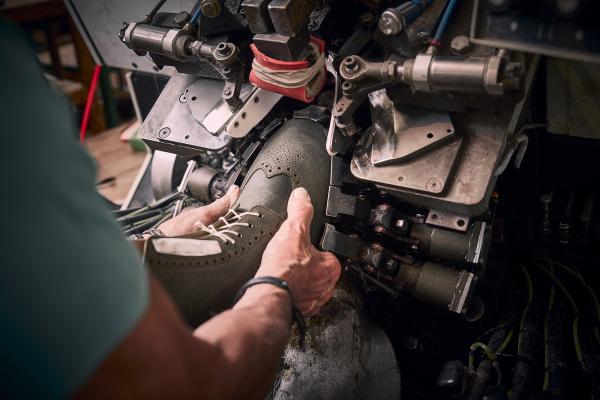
[{"x1": 67, "y1": 0, "x2": 600, "y2": 398}]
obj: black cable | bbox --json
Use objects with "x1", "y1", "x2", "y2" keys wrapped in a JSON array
[{"x1": 144, "y1": 0, "x2": 168, "y2": 23}]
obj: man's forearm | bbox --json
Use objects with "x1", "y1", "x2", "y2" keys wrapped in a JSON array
[{"x1": 193, "y1": 284, "x2": 292, "y2": 399}]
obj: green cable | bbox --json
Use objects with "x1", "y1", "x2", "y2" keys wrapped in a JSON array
[
  {"x1": 531, "y1": 263, "x2": 578, "y2": 318},
  {"x1": 154, "y1": 212, "x2": 174, "y2": 228},
  {"x1": 521, "y1": 265, "x2": 534, "y2": 304},
  {"x1": 517, "y1": 265, "x2": 534, "y2": 355},
  {"x1": 132, "y1": 214, "x2": 164, "y2": 227},
  {"x1": 469, "y1": 342, "x2": 497, "y2": 369},
  {"x1": 536, "y1": 256, "x2": 600, "y2": 327},
  {"x1": 468, "y1": 266, "x2": 530, "y2": 370},
  {"x1": 543, "y1": 312, "x2": 550, "y2": 392},
  {"x1": 530, "y1": 262, "x2": 583, "y2": 365},
  {"x1": 496, "y1": 329, "x2": 514, "y2": 354},
  {"x1": 124, "y1": 205, "x2": 150, "y2": 218},
  {"x1": 543, "y1": 265, "x2": 556, "y2": 392}
]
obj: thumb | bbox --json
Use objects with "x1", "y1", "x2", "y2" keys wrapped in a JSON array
[
  {"x1": 199, "y1": 185, "x2": 239, "y2": 223},
  {"x1": 286, "y1": 187, "x2": 313, "y2": 242}
]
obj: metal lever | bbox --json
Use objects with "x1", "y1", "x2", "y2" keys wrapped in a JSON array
[{"x1": 173, "y1": 159, "x2": 197, "y2": 217}]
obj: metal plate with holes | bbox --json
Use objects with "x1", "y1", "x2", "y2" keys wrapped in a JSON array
[
  {"x1": 351, "y1": 133, "x2": 461, "y2": 195},
  {"x1": 202, "y1": 85, "x2": 253, "y2": 134},
  {"x1": 350, "y1": 89, "x2": 461, "y2": 195},
  {"x1": 369, "y1": 91, "x2": 456, "y2": 165},
  {"x1": 370, "y1": 106, "x2": 514, "y2": 216},
  {"x1": 426, "y1": 209, "x2": 470, "y2": 233},
  {"x1": 159, "y1": 78, "x2": 233, "y2": 151},
  {"x1": 226, "y1": 88, "x2": 283, "y2": 138},
  {"x1": 190, "y1": 84, "x2": 254, "y2": 131},
  {"x1": 350, "y1": 93, "x2": 527, "y2": 217}
]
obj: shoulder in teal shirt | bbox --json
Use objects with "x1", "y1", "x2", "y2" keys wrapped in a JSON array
[{"x1": 0, "y1": 21, "x2": 149, "y2": 398}]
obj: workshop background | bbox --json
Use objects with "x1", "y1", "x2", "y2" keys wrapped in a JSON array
[{"x1": 1, "y1": 0, "x2": 146, "y2": 204}]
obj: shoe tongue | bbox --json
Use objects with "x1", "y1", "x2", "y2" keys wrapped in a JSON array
[{"x1": 234, "y1": 169, "x2": 292, "y2": 217}]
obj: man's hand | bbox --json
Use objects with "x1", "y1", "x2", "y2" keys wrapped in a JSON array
[
  {"x1": 255, "y1": 187, "x2": 341, "y2": 317},
  {"x1": 78, "y1": 186, "x2": 341, "y2": 400},
  {"x1": 157, "y1": 185, "x2": 240, "y2": 237}
]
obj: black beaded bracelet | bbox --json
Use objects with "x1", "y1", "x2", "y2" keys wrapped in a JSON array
[{"x1": 233, "y1": 276, "x2": 306, "y2": 349}]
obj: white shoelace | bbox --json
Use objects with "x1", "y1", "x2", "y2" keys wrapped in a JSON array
[
  {"x1": 252, "y1": 42, "x2": 325, "y2": 91},
  {"x1": 194, "y1": 208, "x2": 261, "y2": 245}
]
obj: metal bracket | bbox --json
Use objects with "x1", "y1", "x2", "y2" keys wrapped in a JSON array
[
  {"x1": 369, "y1": 92, "x2": 456, "y2": 165},
  {"x1": 225, "y1": 87, "x2": 283, "y2": 138},
  {"x1": 320, "y1": 223, "x2": 362, "y2": 260},
  {"x1": 426, "y1": 209, "x2": 471, "y2": 232},
  {"x1": 326, "y1": 186, "x2": 370, "y2": 219},
  {"x1": 326, "y1": 53, "x2": 350, "y2": 155}
]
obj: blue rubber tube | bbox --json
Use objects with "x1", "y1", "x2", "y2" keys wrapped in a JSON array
[
  {"x1": 433, "y1": 0, "x2": 458, "y2": 42},
  {"x1": 190, "y1": 2, "x2": 203, "y2": 25}
]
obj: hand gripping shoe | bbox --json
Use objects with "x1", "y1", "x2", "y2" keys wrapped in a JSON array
[{"x1": 144, "y1": 118, "x2": 330, "y2": 327}]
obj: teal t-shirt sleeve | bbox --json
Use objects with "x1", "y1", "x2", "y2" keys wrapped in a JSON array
[{"x1": 0, "y1": 22, "x2": 149, "y2": 398}]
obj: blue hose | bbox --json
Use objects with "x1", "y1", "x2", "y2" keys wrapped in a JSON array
[
  {"x1": 433, "y1": 0, "x2": 458, "y2": 42},
  {"x1": 190, "y1": 1, "x2": 203, "y2": 25}
]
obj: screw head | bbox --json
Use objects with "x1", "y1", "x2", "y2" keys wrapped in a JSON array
[
  {"x1": 379, "y1": 9, "x2": 402, "y2": 36},
  {"x1": 426, "y1": 178, "x2": 443, "y2": 193},
  {"x1": 223, "y1": 88, "x2": 231, "y2": 96},
  {"x1": 200, "y1": 0, "x2": 221, "y2": 18},
  {"x1": 158, "y1": 127, "x2": 171, "y2": 139}
]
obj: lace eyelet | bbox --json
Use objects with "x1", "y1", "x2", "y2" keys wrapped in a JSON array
[
  {"x1": 248, "y1": 223, "x2": 254, "y2": 228},
  {"x1": 258, "y1": 213, "x2": 264, "y2": 218},
  {"x1": 237, "y1": 233, "x2": 243, "y2": 238}
]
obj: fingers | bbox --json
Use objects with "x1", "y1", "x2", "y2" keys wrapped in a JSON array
[
  {"x1": 322, "y1": 251, "x2": 342, "y2": 284},
  {"x1": 296, "y1": 250, "x2": 342, "y2": 317},
  {"x1": 286, "y1": 187, "x2": 314, "y2": 242},
  {"x1": 196, "y1": 185, "x2": 239, "y2": 225}
]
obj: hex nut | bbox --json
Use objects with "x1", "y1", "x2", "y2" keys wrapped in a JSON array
[{"x1": 450, "y1": 35, "x2": 471, "y2": 54}]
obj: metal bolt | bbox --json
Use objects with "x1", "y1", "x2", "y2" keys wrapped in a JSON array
[
  {"x1": 354, "y1": 151, "x2": 370, "y2": 170},
  {"x1": 158, "y1": 127, "x2": 171, "y2": 139},
  {"x1": 343, "y1": 56, "x2": 357, "y2": 70},
  {"x1": 216, "y1": 42, "x2": 229, "y2": 56},
  {"x1": 426, "y1": 178, "x2": 443, "y2": 193},
  {"x1": 223, "y1": 88, "x2": 231, "y2": 96},
  {"x1": 450, "y1": 35, "x2": 471, "y2": 54},
  {"x1": 379, "y1": 9, "x2": 402, "y2": 36},
  {"x1": 416, "y1": 31, "x2": 431, "y2": 45},
  {"x1": 200, "y1": 0, "x2": 221, "y2": 18}
]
